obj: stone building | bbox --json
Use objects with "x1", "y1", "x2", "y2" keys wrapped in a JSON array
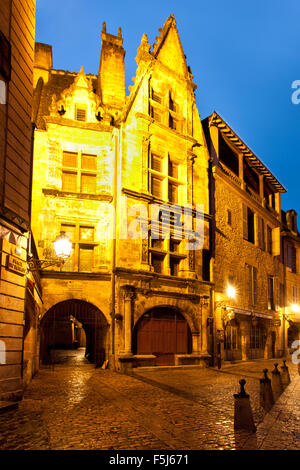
[
  {"x1": 32, "y1": 16, "x2": 212, "y2": 371},
  {"x1": 30, "y1": 15, "x2": 299, "y2": 374},
  {"x1": 0, "y1": 0, "x2": 37, "y2": 402},
  {"x1": 281, "y1": 209, "x2": 300, "y2": 351},
  {"x1": 203, "y1": 112, "x2": 287, "y2": 363}
]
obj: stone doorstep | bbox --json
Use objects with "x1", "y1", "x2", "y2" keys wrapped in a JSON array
[
  {"x1": 0, "y1": 401, "x2": 19, "y2": 413},
  {"x1": 132, "y1": 364, "x2": 209, "y2": 372}
]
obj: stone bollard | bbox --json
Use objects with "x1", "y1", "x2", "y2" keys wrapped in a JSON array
[
  {"x1": 259, "y1": 369, "x2": 274, "y2": 411},
  {"x1": 280, "y1": 360, "x2": 291, "y2": 387},
  {"x1": 271, "y1": 363, "x2": 284, "y2": 400},
  {"x1": 234, "y1": 379, "x2": 256, "y2": 432}
]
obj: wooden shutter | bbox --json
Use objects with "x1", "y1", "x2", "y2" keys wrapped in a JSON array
[
  {"x1": 81, "y1": 174, "x2": 96, "y2": 193},
  {"x1": 62, "y1": 171, "x2": 77, "y2": 192}
]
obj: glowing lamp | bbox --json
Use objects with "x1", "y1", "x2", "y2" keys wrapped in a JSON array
[
  {"x1": 291, "y1": 304, "x2": 300, "y2": 314},
  {"x1": 53, "y1": 231, "x2": 72, "y2": 259},
  {"x1": 227, "y1": 285, "x2": 236, "y2": 299}
]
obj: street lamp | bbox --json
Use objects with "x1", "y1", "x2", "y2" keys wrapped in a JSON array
[
  {"x1": 226, "y1": 285, "x2": 236, "y2": 299},
  {"x1": 291, "y1": 304, "x2": 300, "y2": 314},
  {"x1": 28, "y1": 231, "x2": 72, "y2": 271}
]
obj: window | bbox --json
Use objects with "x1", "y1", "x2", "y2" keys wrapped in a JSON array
[
  {"x1": 151, "y1": 89, "x2": 162, "y2": 104},
  {"x1": 61, "y1": 151, "x2": 97, "y2": 194},
  {"x1": 151, "y1": 253, "x2": 164, "y2": 274},
  {"x1": 227, "y1": 209, "x2": 232, "y2": 226},
  {"x1": 149, "y1": 152, "x2": 180, "y2": 202},
  {"x1": 0, "y1": 31, "x2": 11, "y2": 81},
  {"x1": 250, "y1": 325, "x2": 265, "y2": 349},
  {"x1": 257, "y1": 216, "x2": 265, "y2": 250},
  {"x1": 267, "y1": 225, "x2": 272, "y2": 254},
  {"x1": 148, "y1": 87, "x2": 180, "y2": 131},
  {"x1": 287, "y1": 244, "x2": 296, "y2": 273},
  {"x1": 75, "y1": 106, "x2": 87, "y2": 122},
  {"x1": 268, "y1": 275, "x2": 275, "y2": 310},
  {"x1": 279, "y1": 283, "x2": 285, "y2": 308},
  {"x1": 169, "y1": 92, "x2": 177, "y2": 112},
  {"x1": 243, "y1": 204, "x2": 255, "y2": 243},
  {"x1": 247, "y1": 264, "x2": 258, "y2": 307},
  {"x1": 292, "y1": 285, "x2": 299, "y2": 304},
  {"x1": 149, "y1": 236, "x2": 184, "y2": 276},
  {"x1": 61, "y1": 224, "x2": 96, "y2": 272}
]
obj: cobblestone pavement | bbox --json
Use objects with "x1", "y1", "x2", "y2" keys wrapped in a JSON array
[{"x1": 0, "y1": 350, "x2": 299, "y2": 450}]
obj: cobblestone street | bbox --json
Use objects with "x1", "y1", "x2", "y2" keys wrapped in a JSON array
[{"x1": 0, "y1": 351, "x2": 299, "y2": 451}]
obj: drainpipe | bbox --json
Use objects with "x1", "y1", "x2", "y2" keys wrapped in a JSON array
[{"x1": 111, "y1": 131, "x2": 118, "y2": 360}]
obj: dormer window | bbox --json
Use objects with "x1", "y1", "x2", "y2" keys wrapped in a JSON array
[{"x1": 75, "y1": 105, "x2": 87, "y2": 122}]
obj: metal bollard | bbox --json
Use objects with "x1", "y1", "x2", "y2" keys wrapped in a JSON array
[
  {"x1": 271, "y1": 363, "x2": 284, "y2": 400},
  {"x1": 280, "y1": 360, "x2": 291, "y2": 387},
  {"x1": 234, "y1": 379, "x2": 256, "y2": 432},
  {"x1": 259, "y1": 369, "x2": 274, "y2": 411}
]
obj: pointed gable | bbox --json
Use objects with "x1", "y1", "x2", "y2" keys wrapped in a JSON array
[{"x1": 153, "y1": 15, "x2": 188, "y2": 77}]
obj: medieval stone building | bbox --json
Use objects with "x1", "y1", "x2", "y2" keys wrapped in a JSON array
[
  {"x1": 32, "y1": 16, "x2": 212, "y2": 371},
  {"x1": 30, "y1": 15, "x2": 299, "y2": 373},
  {"x1": 0, "y1": 0, "x2": 41, "y2": 403}
]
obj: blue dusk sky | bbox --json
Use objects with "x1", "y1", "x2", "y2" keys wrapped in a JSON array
[{"x1": 36, "y1": 0, "x2": 300, "y2": 216}]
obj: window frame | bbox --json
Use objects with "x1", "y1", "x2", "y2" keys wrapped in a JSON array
[{"x1": 61, "y1": 150, "x2": 97, "y2": 194}]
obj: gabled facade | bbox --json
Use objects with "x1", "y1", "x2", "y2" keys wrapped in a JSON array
[
  {"x1": 32, "y1": 16, "x2": 212, "y2": 371},
  {"x1": 203, "y1": 112, "x2": 287, "y2": 363}
]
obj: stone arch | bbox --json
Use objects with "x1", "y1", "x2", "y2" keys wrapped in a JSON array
[
  {"x1": 132, "y1": 304, "x2": 193, "y2": 366},
  {"x1": 133, "y1": 295, "x2": 199, "y2": 333},
  {"x1": 41, "y1": 293, "x2": 111, "y2": 326},
  {"x1": 40, "y1": 299, "x2": 109, "y2": 367}
]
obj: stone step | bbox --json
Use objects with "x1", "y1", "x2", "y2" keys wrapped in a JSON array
[{"x1": 0, "y1": 401, "x2": 18, "y2": 413}]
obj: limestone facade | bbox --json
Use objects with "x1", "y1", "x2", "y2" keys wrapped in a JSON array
[
  {"x1": 32, "y1": 16, "x2": 212, "y2": 371},
  {"x1": 0, "y1": 0, "x2": 36, "y2": 401},
  {"x1": 30, "y1": 15, "x2": 300, "y2": 374}
]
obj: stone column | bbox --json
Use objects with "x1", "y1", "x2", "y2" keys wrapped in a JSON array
[
  {"x1": 122, "y1": 286, "x2": 135, "y2": 355},
  {"x1": 201, "y1": 299, "x2": 209, "y2": 355},
  {"x1": 241, "y1": 322, "x2": 249, "y2": 361},
  {"x1": 192, "y1": 332, "x2": 201, "y2": 354}
]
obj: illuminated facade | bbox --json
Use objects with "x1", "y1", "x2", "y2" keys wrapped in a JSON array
[
  {"x1": 31, "y1": 15, "x2": 299, "y2": 372},
  {"x1": 32, "y1": 16, "x2": 212, "y2": 370},
  {"x1": 0, "y1": 0, "x2": 39, "y2": 402},
  {"x1": 203, "y1": 112, "x2": 300, "y2": 362}
]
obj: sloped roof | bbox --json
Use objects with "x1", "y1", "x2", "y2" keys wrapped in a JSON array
[{"x1": 206, "y1": 111, "x2": 286, "y2": 193}]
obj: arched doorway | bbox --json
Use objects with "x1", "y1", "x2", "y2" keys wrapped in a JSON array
[
  {"x1": 40, "y1": 300, "x2": 108, "y2": 367},
  {"x1": 133, "y1": 307, "x2": 192, "y2": 366}
]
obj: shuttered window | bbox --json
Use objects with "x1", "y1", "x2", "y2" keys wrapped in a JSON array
[
  {"x1": 151, "y1": 154, "x2": 162, "y2": 172},
  {"x1": 168, "y1": 182, "x2": 178, "y2": 203},
  {"x1": 268, "y1": 276, "x2": 275, "y2": 310},
  {"x1": 61, "y1": 224, "x2": 95, "y2": 272},
  {"x1": 257, "y1": 216, "x2": 265, "y2": 250},
  {"x1": 79, "y1": 245, "x2": 94, "y2": 272},
  {"x1": 151, "y1": 176, "x2": 162, "y2": 198},
  {"x1": 81, "y1": 173, "x2": 96, "y2": 193},
  {"x1": 62, "y1": 151, "x2": 78, "y2": 168},
  {"x1": 81, "y1": 154, "x2": 97, "y2": 170},
  {"x1": 75, "y1": 106, "x2": 87, "y2": 121},
  {"x1": 62, "y1": 172, "x2": 77, "y2": 192}
]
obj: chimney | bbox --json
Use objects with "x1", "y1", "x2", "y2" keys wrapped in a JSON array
[
  {"x1": 286, "y1": 209, "x2": 298, "y2": 234},
  {"x1": 34, "y1": 42, "x2": 52, "y2": 87},
  {"x1": 97, "y1": 22, "x2": 125, "y2": 109}
]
